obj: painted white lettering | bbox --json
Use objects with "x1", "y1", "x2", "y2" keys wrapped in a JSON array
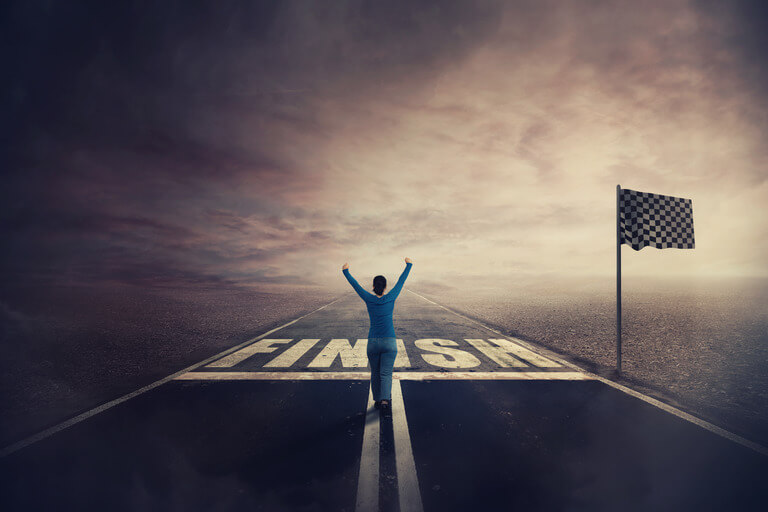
[
  {"x1": 394, "y1": 338, "x2": 411, "y2": 367},
  {"x1": 464, "y1": 339, "x2": 528, "y2": 367},
  {"x1": 264, "y1": 339, "x2": 320, "y2": 368},
  {"x1": 308, "y1": 338, "x2": 369, "y2": 368},
  {"x1": 206, "y1": 339, "x2": 293, "y2": 368},
  {"x1": 486, "y1": 338, "x2": 562, "y2": 367},
  {"x1": 414, "y1": 338, "x2": 481, "y2": 368}
]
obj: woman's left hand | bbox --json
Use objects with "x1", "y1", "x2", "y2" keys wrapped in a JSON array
[{"x1": 342, "y1": 262, "x2": 349, "y2": 270}]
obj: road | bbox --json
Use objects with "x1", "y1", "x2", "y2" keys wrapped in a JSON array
[{"x1": 1, "y1": 289, "x2": 767, "y2": 511}]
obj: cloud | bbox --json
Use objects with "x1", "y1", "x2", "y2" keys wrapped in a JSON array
[{"x1": 1, "y1": 0, "x2": 767, "y2": 293}]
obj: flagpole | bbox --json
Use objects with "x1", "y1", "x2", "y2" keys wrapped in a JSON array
[{"x1": 616, "y1": 184, "x2": 622, "y2": 375}]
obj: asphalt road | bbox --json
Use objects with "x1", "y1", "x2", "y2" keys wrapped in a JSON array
[{"x1": 1, "y1": 289, "x2": 766, "y2": 511}]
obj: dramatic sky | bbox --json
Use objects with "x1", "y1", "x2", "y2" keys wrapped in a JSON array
[{"x1": 2, "y1": 0, "x2": 767, "y2": 294}]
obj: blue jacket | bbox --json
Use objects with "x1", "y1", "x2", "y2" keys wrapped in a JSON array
[{"x1": 343, "y1": 262, "x2": 412, "y2": 339}]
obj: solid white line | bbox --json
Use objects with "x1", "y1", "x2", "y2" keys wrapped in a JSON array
[
  {"x1": 176, "y1": 371, "x2": 372, "y2": 380},
  {"x1": 355, "y1": 388, "x2": 380, "y2": 512},
  {"x1": 391, "y1": 379, "x2": 424, "y2": 512},
  {"x1": 173, "y1": 371, "x2": 595, "y2": 381},
  {"x1": 394, "y1": 371, "x2": 592, "y2": 381},
  {"x1": 407, "y1": 288, "x2": 768, "y2": 457},
  {"x1": 0, "y1": 296, "x2": 346, "y2": 458}
]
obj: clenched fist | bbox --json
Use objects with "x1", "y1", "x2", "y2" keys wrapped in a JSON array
[
  {"x1": 342, "y1": 262, "x2": 349, "y2": 270},
  {"x1": 405, "y1": 257, "x2": 412, "y2": 264}
]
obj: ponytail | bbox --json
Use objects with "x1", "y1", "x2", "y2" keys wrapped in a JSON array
[{"x1": 373, "y1": 275, "x2": 386, "y2": 295}]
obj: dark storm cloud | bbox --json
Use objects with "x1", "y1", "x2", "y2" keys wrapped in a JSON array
[
  {"x1": 205, "y1": 209, "x2": 251, "y2": 233},
  {"x1": 0, "y1": 0, "x2": 505, "y2": 288},
  {"x1": 694, "y1": 0, "x2": 768, "y2": 105},
  {"x1": 1, "y1": 209, "x2": 200, "y2": 242},
  {"x1": 3, "y1": 0, "x2": 503, "y2": 149},
  {"x1": 2, "y1": 0, "x2": 767, "y2": 291}
]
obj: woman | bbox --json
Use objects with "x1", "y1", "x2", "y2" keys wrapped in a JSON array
[{"x1": 342, "y1": 257, "x2": 413, "y2": 416}]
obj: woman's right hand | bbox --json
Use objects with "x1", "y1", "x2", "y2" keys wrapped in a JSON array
[{"x1": 404, "y1": 257, "x2": 412, "y2": 264}]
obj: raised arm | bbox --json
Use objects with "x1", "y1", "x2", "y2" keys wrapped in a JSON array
[
  {"x1": 343, "y1": 266, "x2": 371, "y2": 300},
  {"x1": 386, "y1": 260, "x2": 413, "y2": 300}
]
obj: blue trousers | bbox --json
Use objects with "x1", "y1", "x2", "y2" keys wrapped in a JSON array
[{"x1": 367, "y1": 337, "x2": 397, "y2": 401}]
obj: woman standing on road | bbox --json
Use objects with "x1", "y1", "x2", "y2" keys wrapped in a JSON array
[{"x1": 342, "y1": 257, "x2": 413, "y2": 416}]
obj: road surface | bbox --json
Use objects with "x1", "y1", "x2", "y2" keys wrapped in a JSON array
[{"x1": 1, "y1": 289, "x2": 767, "y2": 511}]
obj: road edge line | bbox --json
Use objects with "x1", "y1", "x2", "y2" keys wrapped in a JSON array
[
  {"x1": 0, "y1": 296, "x2": 345, "y2": 458},
  {"x1": 407, "y1": 288, "x2": 768, "y2": 457}
]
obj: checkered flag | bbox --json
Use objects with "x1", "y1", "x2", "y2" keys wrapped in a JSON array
[{"x1": 619, "y1": 188, "x2": 695, "y2": 251}]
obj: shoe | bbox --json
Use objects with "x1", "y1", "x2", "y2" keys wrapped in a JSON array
[{"x1": 380, "y1": 400, "x2": 392, "y2": 417}]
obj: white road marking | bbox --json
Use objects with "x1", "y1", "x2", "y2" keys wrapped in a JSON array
[
  {"x1": 468, "y1": 337, "x2": 564, "y2": 368},
  {"x1": 205, "y1": 336, "x2": 563, "y2": 370},
  {"x1": 7, "y1": 284, "x2": 766, "y2": 471},
  {"x1": 407, "y1": 288, "x2": 768, "y2": 457},
  {"x1": 264, "y1": 338, "x2": 320, "y2": 367},
  {"x1": 391, "y1": 379, "x2": 424, "y2": 512},
  {"x1": 206, "y1": 338, "x2": 292, "y2": 368},
  {"x1": 355, "y1": 388, "x2": 380, "y2": 512},
  {"x1": 308, "y1": 338, "x2": 369, "y2": 368},
  {"x1": 0, "y1": 296, "x2": 346, "y2": 458},
  {"x1": 176, "y1": 371, "x2": 372, "y2": 380},
  {"x1": 394, "y1": 338, "x2": 411, "y2": 367},
  {"x1": 173, "y1": 371, "x2": 594, "y2": 381},
  {"x1": 487, "y1": 338, "x2": 563, "y2": 368},
  {"x1": 414, "y1": 338, "x2": 481, "y2": 368},
  {"x1": 393, "y1": 371, "x2": 591, "y2": 381},
  {"x1": 465, "y1": 338, "x2": 528, "y2": 367}
]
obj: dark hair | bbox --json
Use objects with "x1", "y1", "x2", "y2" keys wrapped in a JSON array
[{"x1": 373, "y1": 275, "x2": 386, "y2": 296}]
